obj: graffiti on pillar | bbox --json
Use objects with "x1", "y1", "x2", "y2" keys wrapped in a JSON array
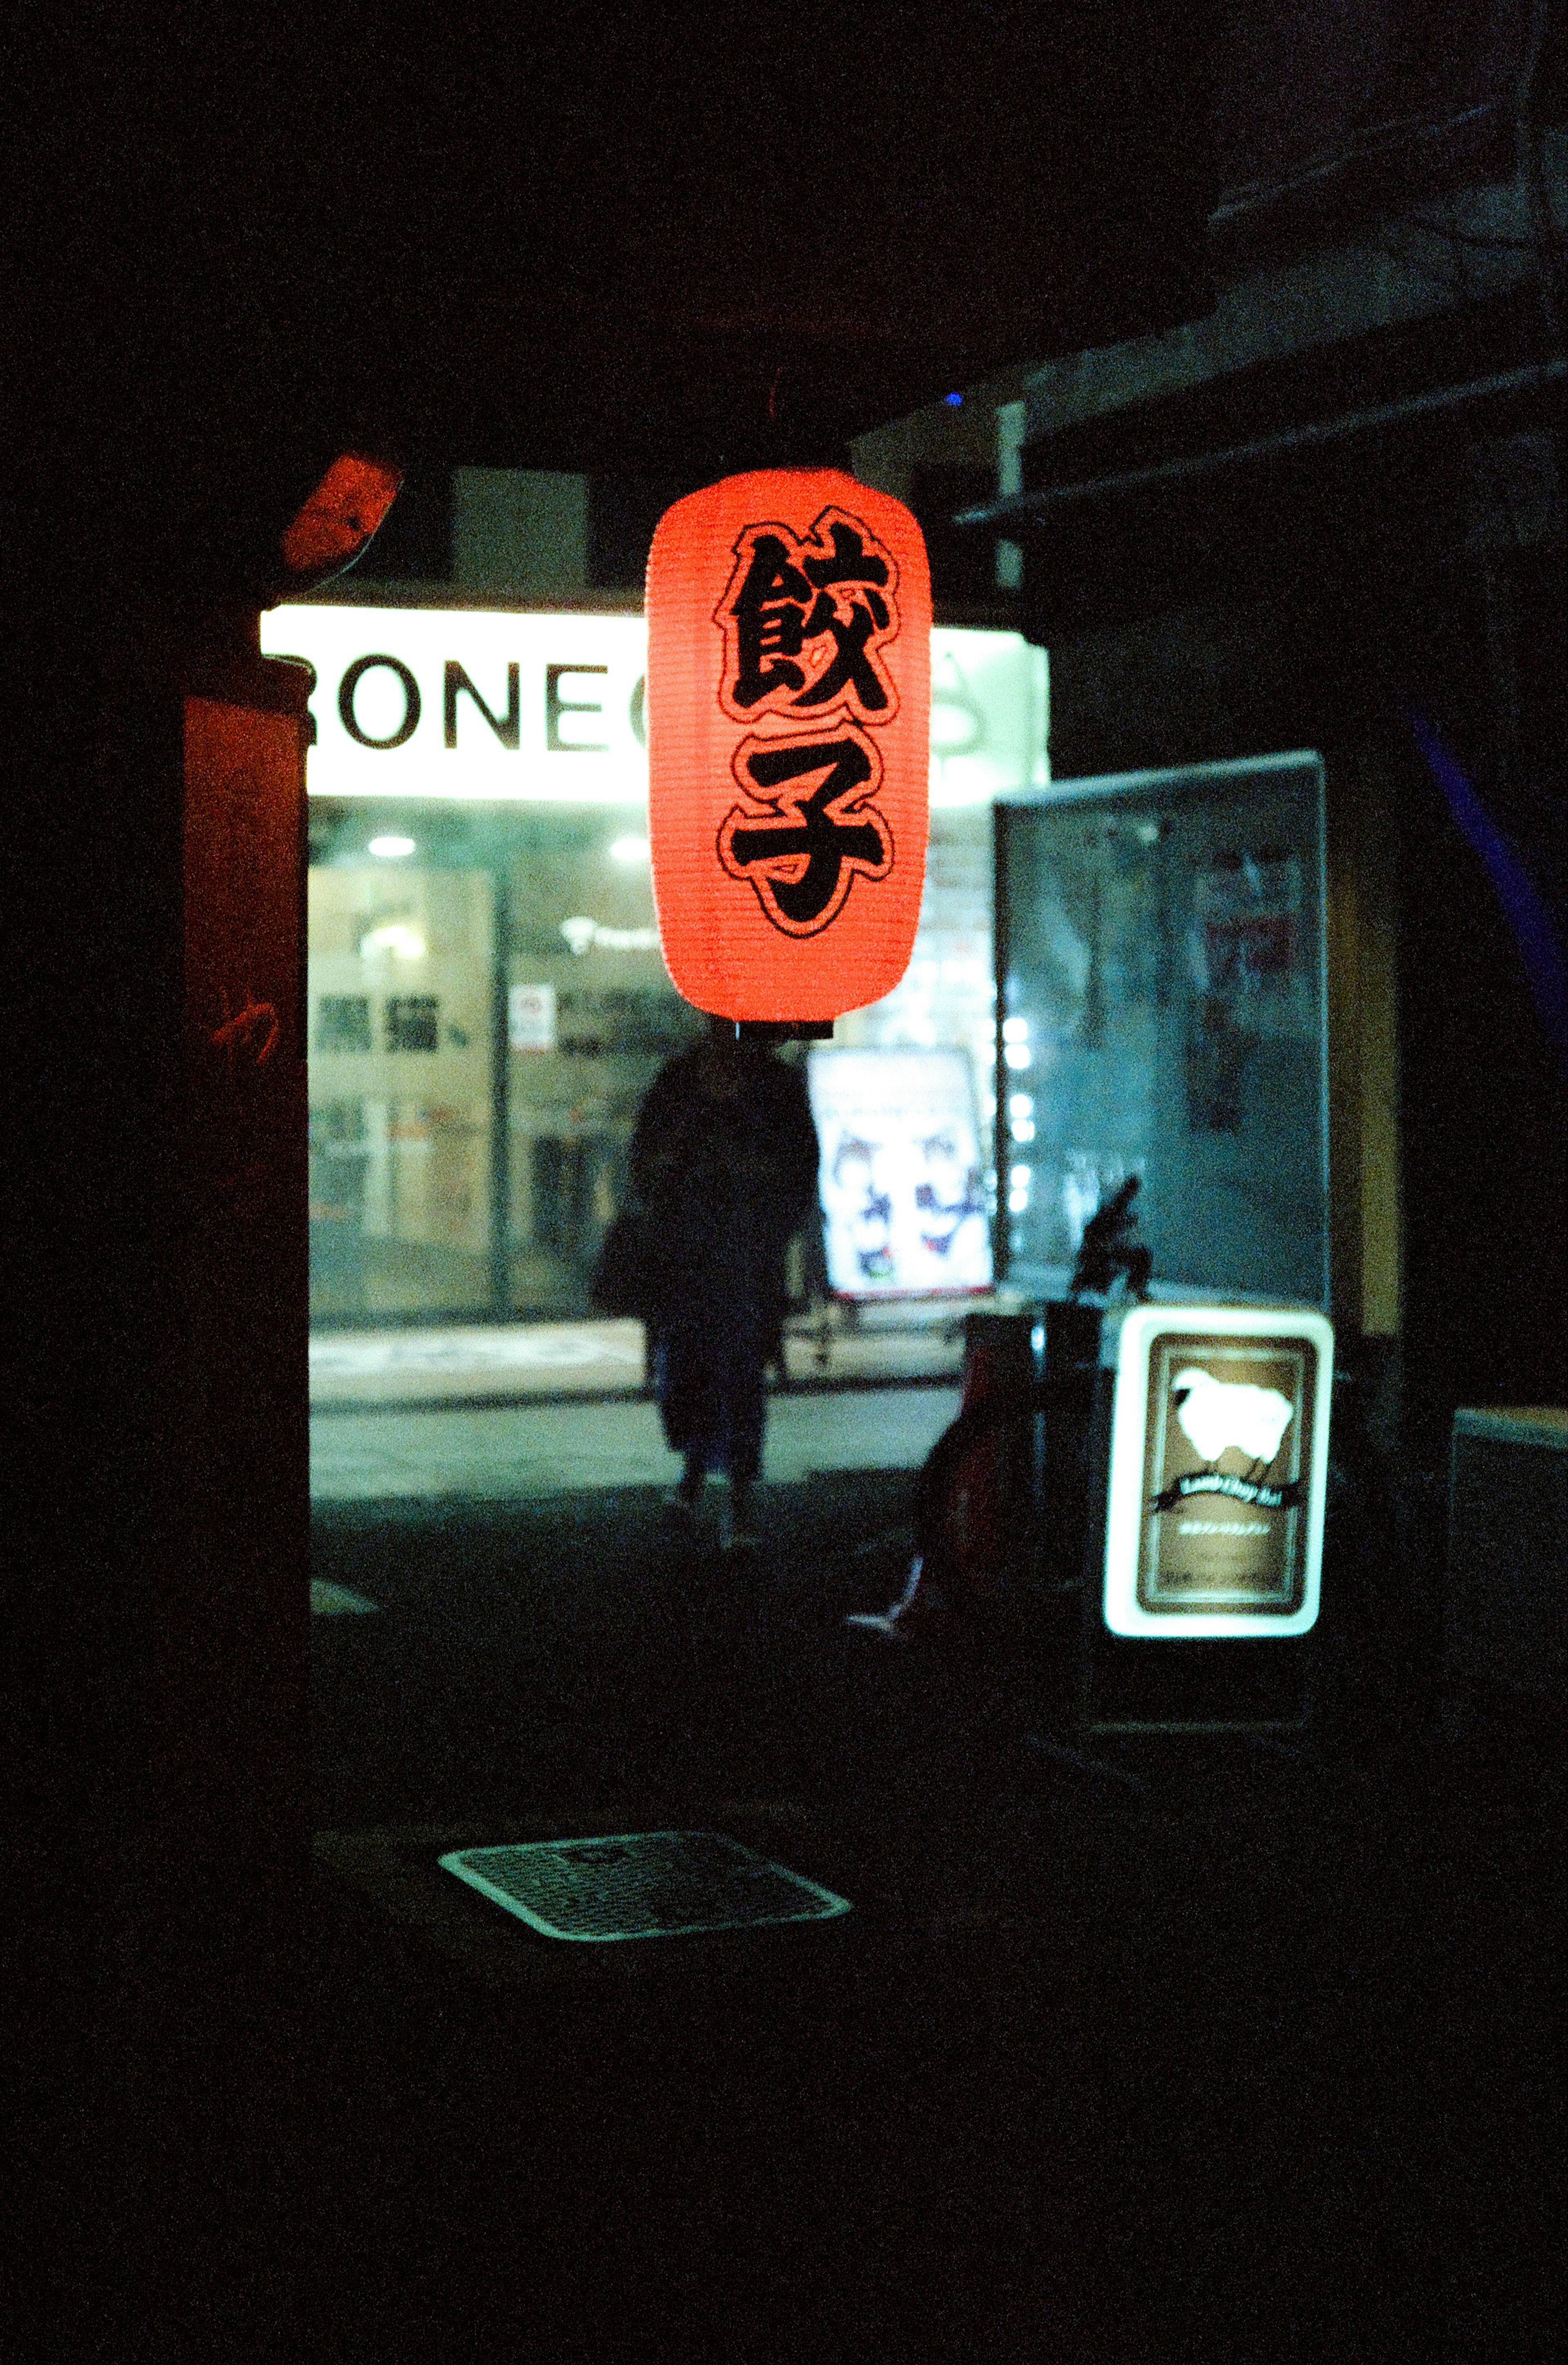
[
  {"x1": 212, "y1": 991, "x2": 280, "y2": 1067},
  {"x1": 209, "y1": 986, "x2": 280, "y2": 1218},
  {"x1": 185, "y1": 709, "x2": 305, "y2": 1228}
]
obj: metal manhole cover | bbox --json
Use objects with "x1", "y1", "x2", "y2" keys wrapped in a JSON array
[{"x1": 438, "y1": 1831, "x2": 852, "y2": 1942}]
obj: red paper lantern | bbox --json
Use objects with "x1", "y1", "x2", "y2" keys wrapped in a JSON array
[{"x1": 646, "y1": 469, "x2": 930, "y2": 1024}]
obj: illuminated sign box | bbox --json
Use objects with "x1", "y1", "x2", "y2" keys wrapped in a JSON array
[
  {"x1": 260, "y1": 606, "x2": 1045, "y2": 808},
  {"x1": 808, "y1": 1045, "x2": 992, "y2": 1298},
  {"x1": 1102, "y1": 1303, "x2": 1333, "y2": 1637}
]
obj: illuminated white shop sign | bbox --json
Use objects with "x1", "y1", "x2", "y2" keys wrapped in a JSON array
[
  {"x1": 1102, "y1": 1303, "x2": 1334, "y2": 1637},
  {"x1": 261, "y1": 604, "x2": 1047, "y2": 807}
]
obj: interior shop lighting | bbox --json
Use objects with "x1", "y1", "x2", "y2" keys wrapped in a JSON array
[
  {"x1": 359, "y1": 921, "x2": 426, "y2": 961},
  {"x1": 367, "y1": 834, "x2": 416, "y2": 859},
  {"x1": 608, "y1": 834, "x2": 651, "y2": 865}
]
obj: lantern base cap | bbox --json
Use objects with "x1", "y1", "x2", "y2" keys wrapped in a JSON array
[{"x1": 731, "y1": 1018, "x2": 835, "y2": 1044}]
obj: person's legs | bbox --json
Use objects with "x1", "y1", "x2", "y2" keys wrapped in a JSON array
[
  {"x1": 715, "y1": 1312, "x2": 768, "y2": 1547},
  {"x1": 677, "y1": 1440, "x2": 711, "y2": 1506},
  {"x1": 720, "y1": 1474, "x2": 760, "y2": 1548},
  {"x1": 658, "y1": 1296, "x2": 768, "y2": 1539},
  {"x1": 655, "y1": 1317, "x2": 719, "y2": 1518}
]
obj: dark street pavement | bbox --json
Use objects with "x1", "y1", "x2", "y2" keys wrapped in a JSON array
[{"x1": 295, "y1": 1470, "x2": 1562, "y2": 2363}]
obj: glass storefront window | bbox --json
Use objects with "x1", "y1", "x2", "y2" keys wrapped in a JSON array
[
  {"x1": 501, "y1": 807, "x2": 704, "y2": 1317},
  {"x1": 308, "y1": 859, "x2": 495, "y2": 1318},
  {"x1": 307, "y1": 801, "x2": 706, "y2": 1323},
  {"x1": 834, "y1": 802, "x2": 999, "y2": 1182},
  {"x1": 280, "y1": 604, "x2": 1047, "y2": 1328},
  {"x1": 305, "y1": 797, "x2": 1010, "y2": 1327}
]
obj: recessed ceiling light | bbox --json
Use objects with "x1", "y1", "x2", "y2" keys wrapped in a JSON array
[
  {"x1": 360, "y1": 922, "x2": 426, "y2": 961},
  {"x1": 608, "y1": 835, "x2": 650, "y2": 865},
  {"x1": 368, "y1": 834, "x2": 416, "y2": 859}
]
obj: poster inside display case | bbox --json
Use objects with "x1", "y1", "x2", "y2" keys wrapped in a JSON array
[
  {"x1": 995, "y1": 753, "x2": 1329, "y2": 1309},
  {"x1": 1102, "y1": 1302, "x2": 1333, "y2": 1636},
  {"x1": 808, "y1": 1046, "x2": 992, "y2": 1298}
]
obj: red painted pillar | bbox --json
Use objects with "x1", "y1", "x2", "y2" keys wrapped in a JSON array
[{"x1": 151, "y1": 634, "x2": 312, "y2": 1908}]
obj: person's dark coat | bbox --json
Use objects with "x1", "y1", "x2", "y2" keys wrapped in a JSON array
[{"x1": 628, "y1": 1042, "x2": 820, "y2": 1369}]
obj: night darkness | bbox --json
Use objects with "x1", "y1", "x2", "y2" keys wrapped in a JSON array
[{"x1": 7, "y1": 7, "x2": 1565, "y2": 2360}]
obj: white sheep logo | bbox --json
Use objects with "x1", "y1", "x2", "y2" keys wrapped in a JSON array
[{"x1": 1170, "y1": 1367, "x2": 1294, "y2": 1478}]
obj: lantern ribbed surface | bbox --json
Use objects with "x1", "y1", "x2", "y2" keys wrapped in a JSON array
[{"x1": 646, "y1": 469, "x2": 930, "y2": 1022}]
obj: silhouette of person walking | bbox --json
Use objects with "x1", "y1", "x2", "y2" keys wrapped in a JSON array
[{"x1": 629, "y1": 1017, "x2": 820, "y2": 1549}]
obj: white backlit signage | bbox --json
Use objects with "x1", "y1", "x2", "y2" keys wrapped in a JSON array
[
  {"x1": 1102, "y1": 1303, "x2": 1333, "y2": 1637},
  {"x1": 508, "y1": 982, "x2": 557, "y2": 1051},
  {"x1": 261, "y1": 605, "x2": 1046, "y2": 807},
  {"x1": 808, "y1": 1045, "x2": 993, "y2": 1298}
]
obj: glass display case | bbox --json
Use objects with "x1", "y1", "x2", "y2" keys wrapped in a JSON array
[{"x1": 995, "y1": 753, "x2": 1329, "y2": 1307}]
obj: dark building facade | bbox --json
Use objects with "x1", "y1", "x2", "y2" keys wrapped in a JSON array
[{"x1": 7, "y1": 5, "x2": 1564, "y2": 2347}]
